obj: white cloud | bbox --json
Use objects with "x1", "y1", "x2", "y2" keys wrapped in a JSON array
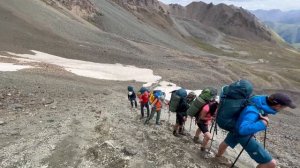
[{"x1": 160, "y1": 0, "x2": 300, "y2": 11}]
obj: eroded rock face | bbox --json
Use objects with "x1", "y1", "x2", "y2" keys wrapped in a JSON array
[
  {"x1": 168, "y1": 2, "x2": 273, "y2": 42},
  {"x1": 42, "y1": 0, "x2": 102, "y2": 19}
]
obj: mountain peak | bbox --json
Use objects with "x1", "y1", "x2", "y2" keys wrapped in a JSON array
[{"x1": 168, "y1": 1, "x2": 273, "y2": 41}]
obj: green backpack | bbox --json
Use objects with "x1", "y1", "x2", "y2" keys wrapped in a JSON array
[
  {"x1": 169, "y1": 89, "x2": 187, "y2": 112},
  {"x1": 187, "y1": 87, "x2": 217, "y2": 117}
]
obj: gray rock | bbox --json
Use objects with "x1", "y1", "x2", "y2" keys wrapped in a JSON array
[
  {"x1": 47, "y1": 119, "x2": 55, "y2": 123},
  {"x1": 14, "y1": 104, "x2": 23, "y2": 109},
  {"x1": 122, "y1": 147, "x2": 138, "y2": 156},
  {"x1": 102, "y1": 89, "x2": 112, "y2": 95},
  {"x1": 50, "y1": 106, "x2": 57, "y2": 110},
  {"x1": 10, "y1": 131, "x2": 20, "y2": 136},
  {"x1": 0, "y1": 121, "x2": 6, "y2": 125},
  {"x1": 42, "y1": 98, "x2": 54, "y2": 105}
]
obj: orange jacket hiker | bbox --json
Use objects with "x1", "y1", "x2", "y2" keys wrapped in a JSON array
[{"x1": 151, "y1": 98, "x2": 162, "y2": 111}]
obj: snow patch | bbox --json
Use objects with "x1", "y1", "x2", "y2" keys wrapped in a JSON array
[
  {"x1": 0, "y1": 63, "x2": 32, "y2": 72},
  {"x1": 152, "y1": 81, "x2": 203, "y2": 101},
  {"x1": 7, "y1": 50, "x2": 161, "y2": 85}
]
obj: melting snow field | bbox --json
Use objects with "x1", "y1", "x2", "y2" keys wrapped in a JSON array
[
  {"x1": 6, "y1": 50, "x2": 161, "y2": 86},
  {"x1": 0, "y1": 63, "x2": 32, "y2": 72},
  {"x1": 1, "y1": 50, "x2": 214, "y2": 98}
]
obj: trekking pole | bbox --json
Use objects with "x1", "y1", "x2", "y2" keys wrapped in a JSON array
[
  {"x1": 208, "y1": 122, "x2": 217, "y2": 152},
  {"x1": 189, "y1": 117, "x2": 193, "y2": 132},
  {"x1": 209, "y1": 120, "x2": 215, "y2": 133},
  {"x1": 231, "y1": 136, "x2": 252, "y2": 168},
  {"x1": 264, "y1": 129, "x2": 267, "y2": 149}
]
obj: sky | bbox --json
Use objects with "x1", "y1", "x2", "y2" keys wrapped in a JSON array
[{"x1": 159, "y1": 0, "x2": 300, "y2": 11}]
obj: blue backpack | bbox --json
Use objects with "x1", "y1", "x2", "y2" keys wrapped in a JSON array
[
  {"x1": 153, "y1": 90, "x2": 165, "y2": 100},
  {"x1": 216, "y1": 80, "x2": 253, "y2": 132}
]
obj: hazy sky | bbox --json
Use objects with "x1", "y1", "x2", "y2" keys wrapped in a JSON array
[{"x1": 160, "y1": 0, "x2": 300, "y2": 11}]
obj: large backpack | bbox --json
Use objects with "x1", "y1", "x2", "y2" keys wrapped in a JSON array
[
  {"x1": 150, "y1": 90, "x2": 165, "y2": 103},
  {"x1": 187, "y1": 92, "x2": 197, "y2": 105},
  {"x1": 139, "y1": 87, "x2": 148, "y2": 94},
  {"x1": 216, "y1": 80, "x2": 253, "y2": 132},
  {"x1": 128, "y1": 86, "x2": 134, "y2": 92},
  {"x1": 169, "y1": 88, "x2": 187, "y2": 112},
  {"x1": 187, "y1": 87, "x2": 218, "y2": 117}
]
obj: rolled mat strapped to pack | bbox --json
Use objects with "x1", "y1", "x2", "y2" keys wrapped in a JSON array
[
  {"x1": 187, "y1": 96, "x2": 206, "y2": 117},
  {"x1": 169, "y1": 92, "x2": 181, "y2": 112}
]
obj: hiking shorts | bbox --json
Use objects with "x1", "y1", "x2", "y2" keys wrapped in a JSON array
[
  {"x1": 176, "y1": 114, "x2": 185, "y2": 126},
  {"x1": 224, "y1": 132, "x2": 273, "y2": 164},
  {"x1": 197, "y1": 120, "x2": 209, "y2": 134}
]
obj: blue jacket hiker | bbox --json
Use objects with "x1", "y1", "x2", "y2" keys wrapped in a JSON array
[{"x1": 216, "y1": 93, "x2": 296, "y2": 168}]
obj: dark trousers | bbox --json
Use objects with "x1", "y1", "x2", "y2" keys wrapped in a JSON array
[
  {"x1": 129, "y1": 98, "x2": 137, "y2": 108},
  {"x1": 140, "y1": 102, "x2": 150, "y2": 117}
]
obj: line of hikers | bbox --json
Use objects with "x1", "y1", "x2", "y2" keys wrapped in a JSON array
[{"x1": 127, "y1": 80, "x2": 296, "y2": 168}]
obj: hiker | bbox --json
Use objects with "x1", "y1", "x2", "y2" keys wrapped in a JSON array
[
  {"x1": 128, "y1": 86, "x2": 137, "y2": 108},
  {"x1": 216, "y1": 92, "x2": 296, "y2": 168},
  {"x1": 138, "y1": 88, "x2": 150, "y2": 119},
  {"x1": 194, "y1": 101, "x2": 219, "y2": 151},
  {"x1": 173, "y1": 94, "x2": 189, "y2": 136},
  {"x1": 186, "y1": 87, "x2": 218, "y2": 134},
  {"x1": 144, "y1": 91, "x2": 165, "y2": 125}
]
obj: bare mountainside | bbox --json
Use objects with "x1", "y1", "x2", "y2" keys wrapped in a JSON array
[{"x1": 0, "y1": 0, "x2": 299, "y2": 168}]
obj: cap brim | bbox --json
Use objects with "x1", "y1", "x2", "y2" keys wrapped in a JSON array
[{"x1": 288, "y1": 103, "x2": 296, "y2": 109}]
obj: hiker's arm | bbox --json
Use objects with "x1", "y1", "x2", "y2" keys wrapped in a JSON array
[{"x1": 238, "y1": 111, "x2": 266, "y2": 136}]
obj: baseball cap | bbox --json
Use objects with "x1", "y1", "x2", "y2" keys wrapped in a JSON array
[{"x1": 269, "y1": 93, "x2": 296, "y2": 109}]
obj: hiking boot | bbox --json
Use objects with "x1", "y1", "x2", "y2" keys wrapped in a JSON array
[
  {"x1": 173, "y1": 130, "x2": 179, "y2": 137},
  {"x1": 200, "y1": 147, "x2": 208, "y2": 152},
  {"x1": 179, "y1": 130, "x2": 187, "y2": 136},
  {"x1": 140, "y1": 116, "x2": 144, "y2": 119},
  {"x1": 213, "y1": 156, "x2": 231, "y2": 166},
  {"x1": 193, "y1": 136, "x2": 201, "y2": 144},
  {"x1": 156, "y1": 122, "x2": 161, "y2": 125},
  {"x1": 144, "y1": 120, "x2": 149, "y2": 125}
]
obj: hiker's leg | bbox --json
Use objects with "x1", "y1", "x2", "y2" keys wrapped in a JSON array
[
  {"x1": 193, "y1": 127, "x2": 202, "y2": 143},
  {"x1": 140, "y1": 103, "x2": 145, "y2": 117},
  {"x1": 202, "y1": 132, "x2": 212, "y2": 149},
  {"x1": 156, "y1": 110, "x2": 161, "y2": 124},
  {"x1": 240, "y1": 136, "x2": 274, "y2": 168},
  {"x1": 216, "y1": 132, "x2": 237, "y2": 157},
  {"x1": 216, "y1": 141, "x2": 228, "y2": 157},
  {"x1": 146, "y1": 103, "x2": 150, "y2": 117},
  {"x1": 149, "y1": 108, "x2": 156, "y2": 120},
  {"x1": 195, "y1": 128, "x2": 201, "y2": 138},
  {"x1": 145, "y1": 108, "x2": 156, "y2": 124},
  {"x1": 130, "y1": 99, "x2": 134, "y2": 108},
  {"x1": 134, "y1": 99, "x2": 137, "y2": 108},
  {"x1": 256, "y1": 159, "x2": 276, "y2": 168}
]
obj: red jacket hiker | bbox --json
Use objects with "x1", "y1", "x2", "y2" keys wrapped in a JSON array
[{"x1": 139, "y1": 91, "x2": 149, "y2": 104}]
